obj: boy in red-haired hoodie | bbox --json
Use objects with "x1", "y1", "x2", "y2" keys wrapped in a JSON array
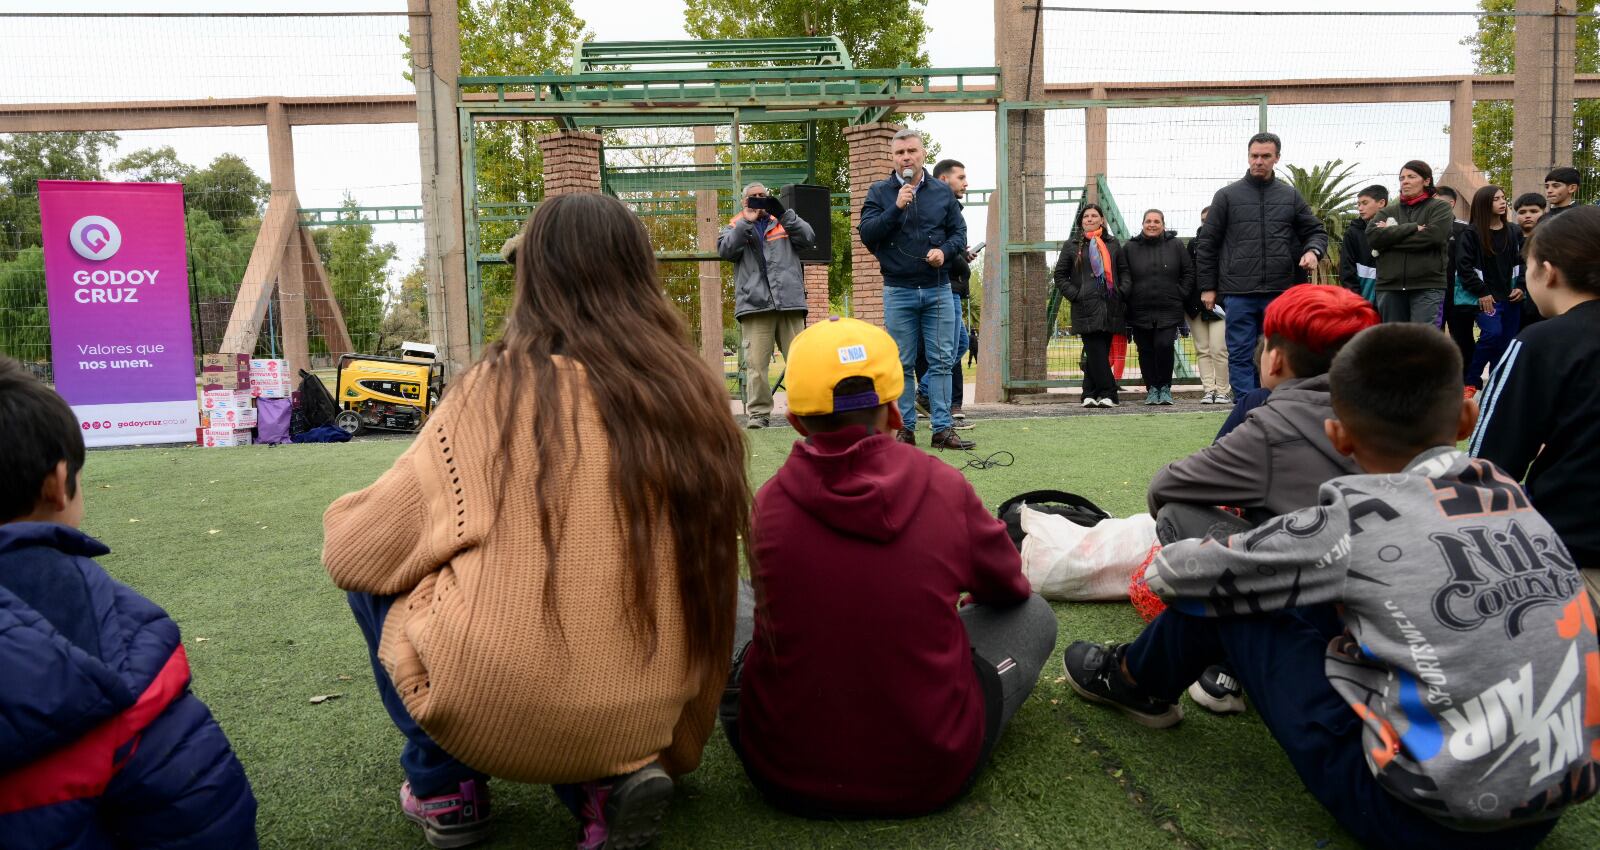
[
  {"x1": 722, "y1": 317, "x2": 1057, "y2": 818},
  {"x1": 1146, "y1": 284, "x2": 1379, "y2": 712}
]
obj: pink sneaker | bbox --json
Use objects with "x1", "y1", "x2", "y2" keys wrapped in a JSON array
[
  {"x1": 574, "y1": 763, "x2": 674, "y2": 850},
  {"x1": 400, "y1": 779, "x2": 492, "y2": 848}
]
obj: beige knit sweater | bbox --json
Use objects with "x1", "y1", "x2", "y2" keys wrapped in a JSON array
[{"x1": 323, "y1": 358, "x2": 722, "y2": 783}]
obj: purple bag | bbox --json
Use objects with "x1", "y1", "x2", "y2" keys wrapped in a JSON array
[{"x1": 256, "y1": 397, "x2": 292, "y2": 445}]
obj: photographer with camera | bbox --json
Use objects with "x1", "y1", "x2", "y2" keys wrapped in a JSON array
[{"x1": 719, "y1": 182, "x2": 817, "y2": 429}]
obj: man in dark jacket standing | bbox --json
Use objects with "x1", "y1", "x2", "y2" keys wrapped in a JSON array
[
  {"x1": 859, "y1": 128, "x2": 973, "y2": 450},
  {"x1": 1194, "y1": 132, "x2": 1328, "y2": 394},
  {"x1": 718, "y1": 181, "x2": 817, "y2": 430}
]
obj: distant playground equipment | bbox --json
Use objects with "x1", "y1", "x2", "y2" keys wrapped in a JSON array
[{"x1": 332, "y1": 342, "x2": 444, "y2": 436}]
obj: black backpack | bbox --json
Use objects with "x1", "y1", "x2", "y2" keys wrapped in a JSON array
[
  {"x1": 996, "y1": 490, "x2": 1110, "y2": 550},
  {"x1": 293, "y1": 369, "x2": 340, "y2": 435}
]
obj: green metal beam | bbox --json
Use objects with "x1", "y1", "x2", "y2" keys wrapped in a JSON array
[
  {"x1": 574, "y1": 37, "x2": 852, "y2": 73},
  {"x1": 964, "y1": 186, "x2": 1083, "y2": 207},
  {"x1": 298, "y1": 206, "x2": 423, "y2": 226}
]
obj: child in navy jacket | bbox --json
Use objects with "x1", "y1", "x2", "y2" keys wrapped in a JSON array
[{"x1": 0, "y1": 357, "x2": 256, "y2": 849}]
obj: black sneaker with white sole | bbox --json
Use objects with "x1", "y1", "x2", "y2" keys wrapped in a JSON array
[
  {"x1": 1062, "y1": 641, "x2": 1183, "y2": 729},
  {"x1": 1186, "y1": 664, "x2": 1247, "y2": 715}
]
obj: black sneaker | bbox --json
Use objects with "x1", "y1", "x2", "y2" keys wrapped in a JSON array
[
  {"x1": 1187, "y1": 664, "x2": 1247, "y2": 715},
  {"x1": 1063, "y1": 641, "x2": 1183, "y2": 728}
]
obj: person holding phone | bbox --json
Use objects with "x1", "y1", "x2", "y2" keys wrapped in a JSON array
[
  {"x1": 718, "y1": 181, "x2": 816, "y2": 430},
  {"x1": 915, "y1": 160, "x2": 980, "y2": 423}
]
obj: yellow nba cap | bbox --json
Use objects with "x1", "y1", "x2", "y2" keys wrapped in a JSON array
[{"x1": 785, "y1": 316, "x2": 904, "y2": 416}]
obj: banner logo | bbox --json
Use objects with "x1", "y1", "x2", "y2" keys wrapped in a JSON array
[{"x1": 69, "y1": 215, "x2": 121, "y2": 261}]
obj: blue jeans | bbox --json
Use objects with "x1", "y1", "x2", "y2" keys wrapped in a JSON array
[
  {"x1": 1467, "y1": 302, "x2": 1523, "y2": 388},
  {"x1": 1123, "y1": 607, "x2": 1557, "y2": 850},
  {"x1": 348, "y1": 591, "x2": 487, "y2": 797},
  {"x1": 918, "y1": 292, "x2": 967, "y2": 401},
  {"x1": 1222, "y1": 294, "x2": 1275, "y2": 394},
  {"x1": 885, "y1": 284, "x2": 955, "y2": 432}
]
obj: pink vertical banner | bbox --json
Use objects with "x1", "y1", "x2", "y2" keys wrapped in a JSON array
[{"x1": 38, "y1": 181, "x2": 198, "y2": 447}]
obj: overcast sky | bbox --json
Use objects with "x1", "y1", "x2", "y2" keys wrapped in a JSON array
[{"x1": 2, "y1": 0, "x2": 1489, "y2": 275}]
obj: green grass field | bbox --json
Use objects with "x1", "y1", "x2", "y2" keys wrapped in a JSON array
[{"x1": 79, "y1": 414, "x2": 1600, "y2": 849}]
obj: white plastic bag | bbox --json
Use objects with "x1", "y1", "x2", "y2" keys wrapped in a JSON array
[{"x1": 1018, "y1": 504, "x2": 1158, "y2": 601}]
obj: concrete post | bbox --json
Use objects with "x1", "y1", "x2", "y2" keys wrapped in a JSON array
[
  {"x1": 1513, "y1": 0, "x2": 1577, "y2": 200},
  {"x1": 1440, "y1": 79, "x2": 1488, "y2": 196},
  {"x1": 982, "y1": 0, "x2": 1048, "y2": 402},
  {"x1": 536, "y1": 131, "x2": 603, "y2": 197},
  {"x1": 1085, "y1": 86, "x2": 1108, "y2": 204},
  {"x1": 408, "y1": 0, "x2": 472, "y2": 374},
  {"x1": 804, "y1": 265, "x2": 831, "y2": 325},
  {"x1": 694, "y1": 126, "x2": 724, "y2": 376},
  {"x1": 842, "y1": 122, "x2": 899, "y2": 327}
]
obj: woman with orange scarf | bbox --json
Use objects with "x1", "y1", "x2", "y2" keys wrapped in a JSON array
[{"x1": 1053, "y1": 204, "x2": 1126, "y2": 406}]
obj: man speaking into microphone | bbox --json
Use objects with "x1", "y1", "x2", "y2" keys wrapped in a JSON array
[{"x1": 859, "y1": 128, "x2": 973, "y2": 450}]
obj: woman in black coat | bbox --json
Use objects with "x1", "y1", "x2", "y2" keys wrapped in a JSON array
[
  {"x1": 1053, "y1": 203, "x2": 1124, "y2": 407},
  {"x1": 1117, "y1": 208, "x2": 1194, "y2": 405}
]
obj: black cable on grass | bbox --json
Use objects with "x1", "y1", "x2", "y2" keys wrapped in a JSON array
[{"x1": 960, "y1": 449, "x2": 1015, "y2": 471}]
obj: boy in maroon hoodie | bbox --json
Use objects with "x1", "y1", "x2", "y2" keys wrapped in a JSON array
[{"x1": 722, "y1": 316, "x2": 1057, "y2": 817}]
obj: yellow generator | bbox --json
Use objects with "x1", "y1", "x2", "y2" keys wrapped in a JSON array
[{"x1": 333, "y1": 342, "x2": 444, "y2": 435}]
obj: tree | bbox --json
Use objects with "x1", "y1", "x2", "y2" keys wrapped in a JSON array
[
  {"x1": 683, "y1": 0, "x2": 931, "y2": 303},
  {"x1": 186, "y1": 154, "x2": 270, "y2": 228},
  {"x1": 113, "y1": 146, "x2": 195, "y2": 184},
  {"x1": 310, "y1": 196, "x2": 399, "y2": 353},
  {"x1": 0, "y1": 131, "x2": 119, "y2": 255},
  {"x1": 375, "y1": 260, "x2": 431, "y2": 354},
  {"x1": 1465, "y1": 0, "x2": 1600, "y2": 201},
  {"x1": 1279, "y1": 159, "x2": 1360, "y2": 285}
]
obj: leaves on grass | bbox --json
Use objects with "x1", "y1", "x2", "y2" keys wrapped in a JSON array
[
  {"x1": 128, "y1": 518, "x2": 140, "y2": 523},
  {"x1": 194, "y1": 637, "x2": 210, "y2": 642},
  {"x1": 336, "y1": 674, "x2": 352, "y2": 681},
  {"x1": 208, "y1": 529, "x2": 220, "y2": 535},
  {"x1": 309, "y1": 693, "x2": 342, "y2": 705}
]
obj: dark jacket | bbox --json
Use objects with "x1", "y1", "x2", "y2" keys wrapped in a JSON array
[
  {"x1": 1185, "y1": 230, "x2": 1220, "y2": 321},
  {"x1": 1368, "y1": 195, "x2": 1454, "y2": 291},
  {"x1": 718, "y1": 209, "x2": 817, "y2": 319},
  {"x1": 1116, "y1": 231, "x2": 1194, "y2": 330},
  {"x1": 859, "y1": 170, "x2": 967, "y2": 289},
  {"x1": 1194, "y1": 173, "x2": 1328, "y2": 297},
  {"x1": 1052, "y1": 233, "x2": 1125, "y2": 335},
  {"x1": 738, "y1": 427, "x2": 1031, "y2": 816},
  {"x1": 1337, "y1": 216, "x2": 1376, "y2": 294},
  {"x1": 0, "y1": 523, "x2": 257, "y2": 848},
  {"x1": 1456, "y1": 224, "x2": 1523, "y2": 302},
  {"x1": 948, "y1": 244, "x2": 972, "y2": 299},
  {"x1": 1147, "y1": 375, "x2": 1358, "y2": 520},
  {"x1": 1445, "y1": 218, "x2": 1472, "y2": 305},
  {"x1": 1470, "y1": 300, "x2": 1600, "y2": 567}
]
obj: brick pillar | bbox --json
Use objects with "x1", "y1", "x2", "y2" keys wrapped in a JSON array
[
  {"x1": 537, "y1": 130, "x2": 603, "y2": 198},
  {"x1": 803, "y1": 264, "x2": 831, "y2": 325},
  {"x1": 843, "y1": 122, "x2": 899, "y2": 327}
]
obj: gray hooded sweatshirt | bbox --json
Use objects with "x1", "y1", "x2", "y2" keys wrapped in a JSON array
[
  {"x1": 1147, "y1": 375, "x2": 1358, "y2": 518},
  {"x1": 1148, "y1": 448, "x2": 1599, "y2": 828}
]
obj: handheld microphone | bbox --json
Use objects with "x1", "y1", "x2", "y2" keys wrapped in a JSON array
[{"x1": 901, "y1": 167, "x2": 915, "y2": 181}]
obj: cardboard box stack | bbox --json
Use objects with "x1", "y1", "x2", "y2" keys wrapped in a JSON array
[
  {"x1": 249, "y1": 358, "x2": 292, "y2": 399},
  {"x1": 198, "y1": 354, "x2": 256, "y2": 447}
]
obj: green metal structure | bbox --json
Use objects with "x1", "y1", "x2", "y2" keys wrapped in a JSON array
[{"x1": 455, "y1": 36, "x2": 999, "y2": 353}]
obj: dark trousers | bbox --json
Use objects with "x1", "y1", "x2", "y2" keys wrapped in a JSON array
[
  {"x1": 1222, "y1": 294, "x2": 1275, "y2": 393},
  {"x1": 1444, "y1": 305, "x2": 1478, "y2": 382},
  {"x1": 348, "y1": 591, "x2": 486, "y2": 798},
  {"x1": 1467, "y1": 302, "x2": 1523, "y2": 388},
  {"x1": 1079, "y1": 331, "x2": 1120, "y2": 401},
  {"x1": 723, "y1": 586, "x2": 1058, "y2": 817},
  {"x1": 916, "y1": 341, "x2": 965, "y2": 409},
  {"x1": 1131, "y1": 325, "x2": 1178, "y2": 390},
  {"x1": 1122, "y1": 607, "x2": 1557, "y2": 850}
]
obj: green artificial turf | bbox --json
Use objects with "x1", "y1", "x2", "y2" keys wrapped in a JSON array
[{"x1": 78, "y1": 413, "x2": 1599, "y2": 849}]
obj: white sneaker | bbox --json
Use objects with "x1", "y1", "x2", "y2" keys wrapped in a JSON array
[
  {"x1": 1098, "y1": 397, "x2": 1117, "y2": 407},
  {"x1": 1187, "y1": 665, "x2": 1247, "y2": 715},
  {"x1": 1082, "y1": 397, "x2": 1096, "y2": 408}
]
